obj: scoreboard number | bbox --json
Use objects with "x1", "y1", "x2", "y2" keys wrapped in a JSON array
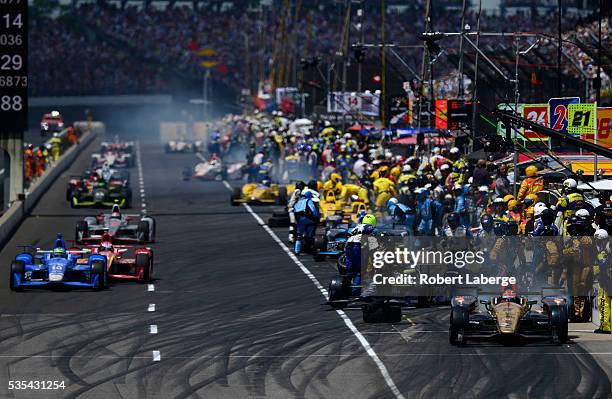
[{"x1": 0, "y1": 0, "x2": 27, "y2": 134}]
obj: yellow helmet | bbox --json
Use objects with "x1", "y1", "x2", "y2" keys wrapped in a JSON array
[
  {"x1": 525, "y1": 165, "x2": 538, "y2": 177},
  {"x1": 390, "y1": 166, "x2": 401, "y2": 178},
  {"x1": 378, "y1": 166, "x2": 389, "y2": 177},
  {"x1": 330, "y1": 173, "x2": 341, "y2": 184},
  {"x1": 508, "y1": 199, "x2": 519, "y2": 211},
  {"x1": 503, "y1": 194, "x2": 515, "y2": 203}
]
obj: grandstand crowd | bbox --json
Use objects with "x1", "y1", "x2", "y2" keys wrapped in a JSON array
[{"x1": 29, "y1": 2, "x2": 609, "y2": 98}]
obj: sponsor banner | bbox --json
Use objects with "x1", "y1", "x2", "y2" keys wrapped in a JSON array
[
  {"x1": 568, "y1": 103, "x2": 596, "y2": 137},
  {"x1": 522, "y1": 104, "x2": 549, "y2": 141},
  {"x1": 581, "y1": 107, "x2": 612, "y2": 149},
  {"x1": 435, "y1": 99, "x2": 448, "y2": 129},
  {"x1": 327, "y1": 91, "x2": 380, "y2": 116},
  {"x1": 548, "y1": 97, "x2": 580, "y2": 134},
  {"x1": 447, "y1": 99, "x2": 471, "y2": 130},
  {"x1": 497, "y1": 103, "x2": 522, "y2": 138},
  {"x1": 570, "y1": 161, "x2": 612, "y2": 176},
  {"x1": 387, "y1": 94, "x2": 410, "y2": 127}
]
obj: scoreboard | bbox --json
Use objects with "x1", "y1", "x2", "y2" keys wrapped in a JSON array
[{"x1": 0, "y1": 0, "x2": 27, "y2": 134}]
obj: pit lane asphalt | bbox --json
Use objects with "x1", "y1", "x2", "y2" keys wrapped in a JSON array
[{"x1": 0, "y1": 132, "x2": 610, "y2": 399}]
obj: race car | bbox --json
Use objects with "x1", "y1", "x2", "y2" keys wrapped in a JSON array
[
  {"x1": 100, "y1": 138, "x2": 134, "y2": 154},
  {"x1": 68, "y1": 179, "x2": 132, "y2": 208},
  {"x1": 230, "y1": 181, "x2": 293, "y2": 206},
  {"x1": 182, "y1": 154, "x2": 245, "y2": 181},
  {"x1": 85, "y1": 232, "x2": 153, "y2": 282},
  {"x1": 75, "y1": 204, "x2": 155, "y2": 244},
  {"x1": 312, "y1": 217, "x2": 352, "y2": 261},
  {"x1": 326, "y1": 230, "x2": 404, "y2": 323},
  {"x1": 165, "y1": 139, "x2": 201, "y2": 153},
  {"x1": 40, "y1": 110, "x2": 64, "y2": 136},
  {"x1": 91, "y1": 150, "x2": 133, "y2": 169},
  {"x1": 449, "y1": 288, "x2": 569, "y2": 345},
  {"x1": 67, "y1": 169, "x2": 130, "y2": 200},
  {"x1": 9, "y1": 234, "x2": 107, "y2": 291}
]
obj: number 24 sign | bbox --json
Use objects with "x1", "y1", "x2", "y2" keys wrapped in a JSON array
[{"x1": 522, "y1": 104, "x2": 548, "y2": 141}]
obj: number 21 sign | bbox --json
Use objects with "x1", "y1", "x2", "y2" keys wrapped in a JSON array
[{"x1": 548, "y1": 97, "x2": 580, "y2": 135}]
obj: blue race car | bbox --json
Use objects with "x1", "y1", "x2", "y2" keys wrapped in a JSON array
[{"x1": 9, "y1": 234, "x2": 107, "y2": 291}]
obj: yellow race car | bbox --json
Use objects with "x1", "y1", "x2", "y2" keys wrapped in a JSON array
[
  {"x1": 319, "y1": 190, "x2": 370, "y2": 224},
  {"x1": 230, "y1": 182, "x2": 294, "y2": 206}
]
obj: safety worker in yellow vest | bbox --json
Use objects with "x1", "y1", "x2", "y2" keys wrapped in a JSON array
[
  {"x1": 517, "y1": 165, "x2": 544, "y2": 202},
  {"x1": 555, "y1": 178, "x2": 585, "y2": 233},
  {"x1": 49, "y1": 132, "x2": 63, "y2": 162},
  {"x1": 594, "y1": 229, "x2": 611, "y2": 334}
]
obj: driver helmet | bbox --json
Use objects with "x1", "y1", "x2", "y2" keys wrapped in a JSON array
[
  {"x1": 100, "y1": 241, "x2": 113, "y2": 252},
  {"x1": 110, "y1": 204, "x2": 122, "y2": 219},
  {"x1": 362, "y1": 214, "x2": 377, "y2": 228},
  {"x1": 53, "y1": 247, "x2": 67, "y2": 258}
]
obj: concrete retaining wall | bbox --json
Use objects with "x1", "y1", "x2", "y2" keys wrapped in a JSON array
[{"x1": 0, "y1": 122, "x2": 104, "y2": 249}]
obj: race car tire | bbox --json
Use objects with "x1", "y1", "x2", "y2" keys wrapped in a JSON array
[
  {"x1": 336, "y1": 253, "x2": 348, "y2": 274},
  {"x1": 75, "y1": 221, "x2": 89, "y2": 242},
  {"x1": 182, "y1": 167, "x2": 192, "y2": 181},
  {"x1": 137, "y1": 221, "x2": 150, "y2": 243},
  {"x1": 268, "y1": 216, "x2": 289, "y2": 228},
  {"x1": 221, "y1": 166, "x2": 228, "y2": 181},
  {"x1": 165, "y1": 144, "x2": 171, "y2": 153},
  {"x1": 137, "y1": 253, "x2": 151, "y2": 283},
  {"x1": 449, "y1": 306, "x2": 469, "y2": 345},
  {"x1": 141, "y1": 217, "x2": 156, "y2": 242},
  {"x1": 314, "y1": 235, "x2": 327, "y2": 250},
  {"x1": 9, "y1": 261, "x2": 25, "y2": 292},
  {"x1": 417, "y1": 296, "x2": 430, "y2": 308},
  {"x1": 313, "y1": 253, "x2": 326, "y2": 262},
  {"x1": 549, "y1": 305, "x2": 568, "y2": 344},
  {"x1": 362, "y1": 304, "x2": 385, "y2": 323},
  {"x1": 384, "y1": 304, "x2": 402, "y2": 323},
  {"x1": 66, "y1": 188, "x2": 72, "y2": 201},
  {"x1": 230, "y1": 188, "x2": 241, "y2": 206},
  {"x1": 276, "y1": 187, "x2": 288, "y2": 205},
  {"x1": 91, "y1": 261, "x2": 106, "y2": 291},
  {"x1": 328, "y1": 276, "x2": 350, "y2": 308}
]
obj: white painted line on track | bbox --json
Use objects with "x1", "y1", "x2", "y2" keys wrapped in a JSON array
[
  {"x1": 152, "y1": 351, "x2": 161, "y2": 362},
  {"x1": 223, "y1": 180, "x2": 404, "y2": 399},
  {"x1": 148, "y1": 284, "x2": 155, "y2": 292},
  {"x1": 148, "y1": 304, "x2": 156, "y2": 312},
  {"x1": 196, "y1": 152, "x2": 207, "y2": 162},
  {"x1": 150, "y1": 325, "x2": 158, "y2": 334},
  {"x1": 2, "y1": 351, "x2": 612, "y2": 360},
  {"x1": 135, "y1": 141, "x2": 147, "y2": 214}
]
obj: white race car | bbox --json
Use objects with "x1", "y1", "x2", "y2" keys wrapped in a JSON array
[
  {"x1": 165, "y1": 140, "x2": 202, "y2": 153},
  {"x1": 182, "y1": 158, "x2": 244, "y2": 181}
]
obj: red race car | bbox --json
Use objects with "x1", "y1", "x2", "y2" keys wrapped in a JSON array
[{"x1": 85, "y1": 233, "x2": 153, "y2": 282}]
